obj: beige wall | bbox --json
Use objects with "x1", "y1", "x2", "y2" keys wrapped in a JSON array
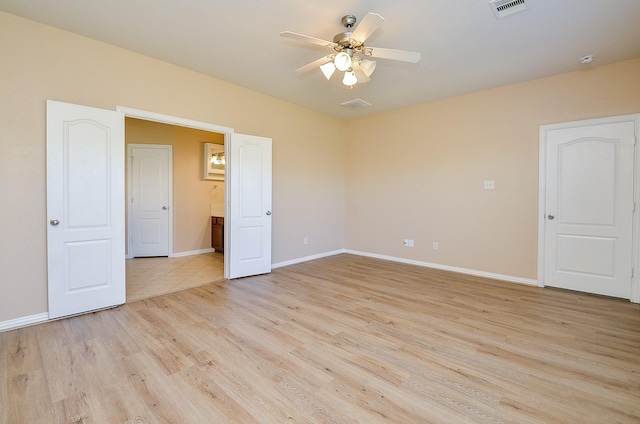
[
  {"x1": 345, "y1": 57, "x2": 640, "y2": 279},
  {"x1": 0, "y1": 12, "x2": 346, "y2": 322},
  {"x1": 125, "y1": 118, "x2": 225, "y2": 254}
]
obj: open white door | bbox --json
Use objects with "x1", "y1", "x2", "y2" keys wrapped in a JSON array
[
  {"x1": 542, "y1": 120, "x2": 635, "y2": 299},
  {"x1": 47, "y1": 100, "x2": 125, "y2": 319},
  {"x1": 228, "y1": 133, "x2": 272, "y2": 279}
]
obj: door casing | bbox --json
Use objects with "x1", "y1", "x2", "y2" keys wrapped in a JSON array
[{"x1": 538, "y1": 113, "x2": 640, "y2": 303}]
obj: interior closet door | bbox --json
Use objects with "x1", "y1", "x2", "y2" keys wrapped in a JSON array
[{"x1": 543, "y1": 120, "x2": 635, "y2": 299}]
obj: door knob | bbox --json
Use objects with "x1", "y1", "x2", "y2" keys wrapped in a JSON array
[
  {"x1": 266, "y1": 211, "x2": 272, "y2": 216},
  {"x1": 50, "y1": 219, "x2": 60, "y2": 226},
  {"x1": 162, "y1": 206, "x2": 167, "y2": 210},
  {"x1": 548, "y1": 214, "x2": 555, "y2": 220}
]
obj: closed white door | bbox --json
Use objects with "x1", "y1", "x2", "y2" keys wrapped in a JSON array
[
  {"x1": 544, "y1": 121, "x2": 635, "y2": 298},
  {"x1": 47, "y1": 100, "x2": 125, "y2": 319},
  {"x1": 228, "y1": 133, "x2": 272, "y2": 279},
  {"x1": 129, "y1": 145, "x2": 171, "y2": 257}
]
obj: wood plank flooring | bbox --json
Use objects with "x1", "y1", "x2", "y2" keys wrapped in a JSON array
[{"x1": 1, "y1": 253, "x2": 639, "y2": 423}]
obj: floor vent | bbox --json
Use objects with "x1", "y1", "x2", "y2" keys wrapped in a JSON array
[
  {"x1": 490, "y1": 0, "x2": 527, "y2": 19},
  {"x1": 341, "y1": 99, "x2": 372, "y2": 110}
]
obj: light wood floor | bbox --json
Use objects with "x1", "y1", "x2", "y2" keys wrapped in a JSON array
[
  {"x1": 126, "y1": 252, "x2": 224, "y2": 302},
  {"x1": 2, "y1": 254, "x2": 639, "y2": 423}
]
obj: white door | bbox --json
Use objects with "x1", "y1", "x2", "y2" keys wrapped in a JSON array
[
  {"x1": 129, "y1": 145, "x2": 171, "y2": 257},
  {"x1": 228, "y1": 133, "x2": 272, "y2": 279},
  {"x1": 543, "y1": 121, "x2": 635, "y2": 298},
  {"x1": 47, "y1": 100, "x2": 125, "y2": 319}
]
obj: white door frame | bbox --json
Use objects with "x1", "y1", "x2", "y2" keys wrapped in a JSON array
[
  {"x1": 117, "y1": 106, "x2": 234, "y2": 278},
  {"x1": 127, "y1": 144, "x2": 173, "y2": 258},
  {"x1": 538, "y1": 113, "x2": 640, "y2": 303}
]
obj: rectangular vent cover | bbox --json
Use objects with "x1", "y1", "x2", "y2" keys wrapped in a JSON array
[
  {"x1": 341, "y1": 99, "x2": 372, "y2": 110},
  {"x1": 490, "y1": 0, "x2": 527, "y2": 19}
]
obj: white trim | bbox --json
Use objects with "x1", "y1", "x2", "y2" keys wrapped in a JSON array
[
  {"x1": 116, "y1": 106, "x2": 234, "y2": 135},
  {"x1": 272, "y1": 249, "x2": 346, "y2": 269},
  {"x1": 127, "y1": 144, "x2": 173, "y2": 258},
  {"x1": 345, "y1": 250, "x2": 538, "y2": 286},
  {"x1": 0, "y1": 312, "x2": 49, "y2": 332},
  {"x1": 272, "y1": 249, "x2": 537, "y2": 286},
  {"x1": 538, "y1": 113, "x2": 640, "y2": 303},
  {"x1": 116, "y1": 106, "x2": 234, "y2": 279},
  {"x1": 171, "y1": 248, "x2": 215, "y2": 258}
]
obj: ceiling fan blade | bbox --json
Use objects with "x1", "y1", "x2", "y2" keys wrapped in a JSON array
[
  {"x1": 367, "y1": 46, "x2": 421, "y2": 63},
  {"x1": 351, "y1": 12, "x2": 385, "y2": 44},
  {"x1": 280, "y1": 31, "x2": 336, "y2": 49},
  {"x1": 295, "y1": 55, "x2": 333, "y2": 73}
]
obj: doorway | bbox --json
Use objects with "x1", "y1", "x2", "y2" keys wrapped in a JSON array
[
  {"x1": 538, "y1": 113, "x2": 640, "y2": 302},
  {"x1": 124, "y1": 117, "x2": 226, "y2": 301}
]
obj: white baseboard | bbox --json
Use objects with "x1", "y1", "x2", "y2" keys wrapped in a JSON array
[
  {"x1": 345, "y1": 250, "x2": 538, "y2": 286},
  {"x1": 126, "y1": 248, "x2": 216, "y2": 260},
  {"x1": 171, "y1": 248, "x2": 216, "y2": 258},
  {"x1": 0, "y1": 312, "x2": 49, "y2": 332},
  {"x1": 272, "y1": 249, "x2": 346, "y2": 269}
]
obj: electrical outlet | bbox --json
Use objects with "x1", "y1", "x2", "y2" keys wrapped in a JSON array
[
  {"x1": 433, "y1": 242, "x2": 439, "y2": 250},
  {"x1": 404, "y1": 239, "x2": 414, "y2": 247},
  {"x1": 484, "y1": 180, "x2": 495, "y2": 190},
  {"x1": 303, "y1": 237, "x2": 309, "y2": 245}
]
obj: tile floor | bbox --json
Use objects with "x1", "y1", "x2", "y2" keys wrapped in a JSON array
[{"x1": 126, "y1": 252, "x2": 225, "y2": 302}]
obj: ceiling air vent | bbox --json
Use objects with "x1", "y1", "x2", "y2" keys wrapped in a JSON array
[
  {"x1": 341, "y1": 99, "x2": 372, "y2": 110},
  {"x1": 490, "y1": 0, "x2": 527, "y2": 19}
]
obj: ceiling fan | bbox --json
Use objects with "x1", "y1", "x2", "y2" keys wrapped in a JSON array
[{"x1": 281, "y1": 13, "x2": 421, "y2": 87}]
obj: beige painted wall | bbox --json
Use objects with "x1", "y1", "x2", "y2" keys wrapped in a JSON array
[
  {"x1": 0, "y1": 12, "x2": 346, "y2": 322},
  {"x1": 345, "y1": 57, "x2": 640, "y2": 280},
  {"x1": 125, "y1": 118, "x2": 225, "y2": 254}
]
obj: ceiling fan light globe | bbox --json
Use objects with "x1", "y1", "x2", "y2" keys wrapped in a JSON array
[
  {"x1": 342, "y1": 71, "x2": 358, "y2": 86},
  {"x1": 319, "y1": 62, "x2": 336, "y2": 80},
  {"x1": 334, "y1": 52, "x2": 352, "y2": 71},
  {"x1": 360, "y1": 59, "x2": 377, "y2": 77}
]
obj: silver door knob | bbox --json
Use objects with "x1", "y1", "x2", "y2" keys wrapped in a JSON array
[
  {"x1": 50, "y1": 219, "x2": 60, "y2": 226},
  {"x1": 162, "y1": 206, "x2": 167, "y2": 210},
  {"x1": 548, "y1": 215, "x2": 555, "y2": 220},
  {"x1": 266, "y1": 211, "x2": 272, "y2": 216}
]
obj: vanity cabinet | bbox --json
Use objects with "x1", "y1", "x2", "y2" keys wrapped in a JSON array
[{"x1": 211, "y1": 216, "x2": 224, "y2": 253}]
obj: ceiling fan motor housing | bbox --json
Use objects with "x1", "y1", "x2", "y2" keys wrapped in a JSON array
[{"x1": 333, "y1": 15, "x2": 361, "y2": 51}]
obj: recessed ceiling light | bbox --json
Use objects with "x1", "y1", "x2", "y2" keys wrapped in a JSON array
[{"x1": 579, "y1": 55, "x2": 595, "y2": 64}]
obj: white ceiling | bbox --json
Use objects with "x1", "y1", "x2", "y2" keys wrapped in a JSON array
[{"x1": 2, "y1": 0, "x2": 639, "y2": 119}]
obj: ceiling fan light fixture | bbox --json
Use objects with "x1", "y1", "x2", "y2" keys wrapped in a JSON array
[
  {"x1": 320, "y1": 61, "x2": 336, "y2": 79},
  {"x1": 342, "y1": 70, "x2": 358, "y2": 86},
  {"x1": 359, "y1": 59, "x2": 377, "y2": 77},
  {"x1": 334, "y1": 52, "x2": 352, "y2": 71}
]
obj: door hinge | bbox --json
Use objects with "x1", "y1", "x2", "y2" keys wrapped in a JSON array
[{"x1": 632, "y1": 268, "x2": 635, "y2": 278}]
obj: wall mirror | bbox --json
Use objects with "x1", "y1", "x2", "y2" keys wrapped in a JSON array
[{"x1": 204, "y1": 143, "x2": 225, "y2": 180}]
